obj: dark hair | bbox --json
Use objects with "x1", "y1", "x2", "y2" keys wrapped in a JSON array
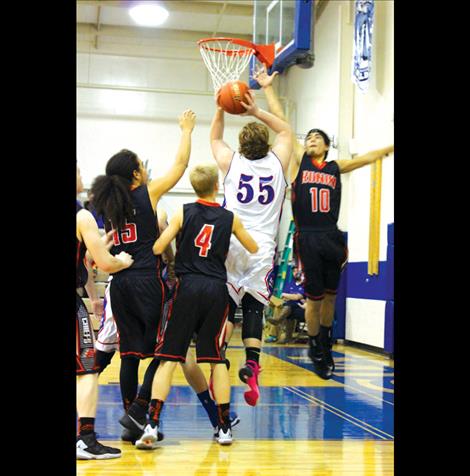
[
  {"x1": 239, "y1": 122, "x2": 270, "y2": 160},
  {"x1": 305, "y1": 128, "x2": 331, "y2": 158},
  {"x1": 90, "y1": 149, "x2": 140, "y2": 231}
]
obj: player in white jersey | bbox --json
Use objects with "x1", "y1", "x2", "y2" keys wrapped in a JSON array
[{"x1": 210, "y1": 89, "x2": 293, "y2": 406}]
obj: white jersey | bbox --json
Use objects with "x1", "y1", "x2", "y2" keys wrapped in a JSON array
[{"x1": 223, "y1": 151, "x2": 287, "y2": 239}]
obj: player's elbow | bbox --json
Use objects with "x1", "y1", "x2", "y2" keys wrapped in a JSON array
[{"x1": 153, "y1": 241, "x2": 164, "y2": 255}]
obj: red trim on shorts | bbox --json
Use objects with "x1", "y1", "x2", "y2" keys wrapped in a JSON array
[
  {"x1": 120, "y1": 351, "x2": 154, "y2": 358},
  {"x1": 306, "y1": 294, "x2": 325, "y2": 301},
  {"x1": 197, "y1": 357, "x2": 226, "y2": 363},
  {"x1": 155, "y1": 280, "x2": 180, "y2": 354},
  {"x1": 228, "y1": 282, "x2": 242, "y2": 295},
  {"x1": 154, "y1": 352, "x2": 186, "y2": 362},
  {"x1": 324, "y1": 289, "x2": 338, "y2": 295},
  {"x1": 97, "y1": 339, "x2": 119, "y2": 345},
  {"x1": 196, "y1": 199, "x2": 220, "y2": 207},
  {"x1": 214, "y1": 304, "x2": 229, "y2": 359},
  {"x1": 257, "y1": 290, "x2": 270, "y2": 302}
]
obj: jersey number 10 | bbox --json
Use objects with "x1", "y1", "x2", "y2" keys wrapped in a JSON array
[
  {"x1": 194, "y1": 224, "x2": 214, "y2": 257},
  {"x1": 310, "y1": 187, "x2": 330, "y2": 213}
]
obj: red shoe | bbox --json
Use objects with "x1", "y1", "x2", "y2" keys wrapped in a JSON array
[{"x1": 238, "y1": 360, "x2": 261, "y2": 406}]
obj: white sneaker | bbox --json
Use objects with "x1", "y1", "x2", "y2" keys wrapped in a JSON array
[
  {"x1": 216, "y1": 426, "x2": 233, "y2": 445},
  {"x1": 135, "y1": 424, "x2": 160, "y2": 450}
]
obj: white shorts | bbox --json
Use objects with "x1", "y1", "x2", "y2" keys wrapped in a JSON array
[
  {"x1": 225, "y1": 232, "x2": 276, "y2": 306},
  {"x1": 95, "y1": 277, "x2": 119, "y2": 353}
]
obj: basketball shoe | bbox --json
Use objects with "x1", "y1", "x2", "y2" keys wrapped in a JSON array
[
  {"x1": 215, "y1": 425, "x2": 233, "y2": 445},
  {"x1": 213, "y1": 412, "x2": 240, "y2": 438},
  {"x1": 320, "y1": 326, "x2": 335, "y2": 373},
  {"x1": 76, "y1": 433, "x2": 121, "y2": 460},
  {"x1": 135, "y1": 424, "x2": 160, "y2": 450},
  {"x1": 238, "y1": 360, "x2": 261, "y2": 406},
  {"x1": 308, "y1": 336, "x2": 332, "y2": 380},
  {"x1": 120, "y1": 404, "x2": 164, "y2": 443}
]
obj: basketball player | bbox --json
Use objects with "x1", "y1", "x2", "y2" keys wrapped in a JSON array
[
  {"x1": 135, "y1": 163, "x2": 258, "y2": 449},
  {"x1": 253, "y1": 65, "x2": 394, "y2": 378},
  {"x1": 76, "y1": 166, "x2": 134, "y2": 460},
  {"x1": 90, "y1": 109, "x2": 196, "y2": 433},
  {"x1": 95, "y1": 207, "x2": 239, "y2": 443},
  {"x1": 210, "y1": 90, "x2": 293, "y2": 406}
]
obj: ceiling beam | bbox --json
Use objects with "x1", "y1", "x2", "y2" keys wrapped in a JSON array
[
  {"x1": 77, "y1": 23, "x2": 251, "y2": 43},
  {"x1": 77, "y1": 0, "x2": 253, "y2": 17}
]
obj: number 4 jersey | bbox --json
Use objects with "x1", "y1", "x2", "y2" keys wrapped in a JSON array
[
  {"x1": 175, "y1": 200, "x2": 234, "y2": 282},
  {"x1": 223, "y1": 151, "x2": 287, "y2": 239},
  {"x1": 291, "y1": 154, "x2": 342, "y2": 231}
]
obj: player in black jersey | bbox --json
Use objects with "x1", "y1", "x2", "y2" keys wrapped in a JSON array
[
  {"x1": 76, "y1": 166, "x2": 134, "y2": 460},
  {"x1": 90, "y1": 110, "x2": 196, "y2": 433},
  {"x1": 135, "y1": 163, "x2": 258, "y2": 449},
  {"x1": 254, "y1": 66, "x2": 393, "y2": 379}
]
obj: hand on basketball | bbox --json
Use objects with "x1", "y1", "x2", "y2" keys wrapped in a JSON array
[
  {"x1": 179, "y1": 109, "x2": 196, "y2": 132},
  {"x1": 253, "y1": 64, "x2": 279, "y2": 88},
  {"x1": 240, "y1": 90, "x2": 259, "y2": 116},
  {"x1": 116, "y1": 251, "x2": 134, "y2": 268}
]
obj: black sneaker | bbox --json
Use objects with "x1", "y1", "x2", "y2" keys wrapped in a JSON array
[
  {"x1": 76, "y1": 433, "x2": 121, "y2": 460},
  {"x1": 308, "y1": 337, "x2": 332, "y2": 380},
  {"x1": 319, "y1": 326, "x2": 335, "y2": 372},
  {"x1": 120, "y1": 411, "x2": 165, "y2": 442}
]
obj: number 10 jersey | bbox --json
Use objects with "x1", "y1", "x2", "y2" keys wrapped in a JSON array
[{"x1": 223, "y1": 151, "x2": 288, "y2": 240}]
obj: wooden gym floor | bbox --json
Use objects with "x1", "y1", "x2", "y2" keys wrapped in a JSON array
[{"x1": 77, "y1": 328, "x2": 394, "y2": 475}]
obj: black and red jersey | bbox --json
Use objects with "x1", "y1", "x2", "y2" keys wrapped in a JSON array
[
  {"x1": 175, "y1": 200, "x2": 234, "y2": 282},
  {"x1": 76, "y1": 201, "x2": 88, "y2": 289},
  {"x1": 291, "y1": 154, "x2": 342, "y2": 231},
  {"x1": 106, "y1": 185, "x2": 162, "y2": 275}
]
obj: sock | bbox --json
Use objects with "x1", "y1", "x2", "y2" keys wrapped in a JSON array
[
  {"x1": 78, "y1": 417, "x2": 95, "y2": 436},
  {"x1": 217, "y1": 403, "x2": 231, "y2": 428},
  {"x1": 245, "y1": 347, "x2": 261, "y2": 365},
  {"x1": 120, "y1": 357, "x2": 140, "y2": 412},
  {"x1": 149, "y1": 399, "x2": 165, "y2": 428},
  {"x1": 319, "y1": 325, "x2": 333, "y2": 347},
  {"x1": 308, "y1": 334, "x2": 319, "y2": 348},
  {"x1": 197, "y1": 390, "x2": 218, "y2": 427}
]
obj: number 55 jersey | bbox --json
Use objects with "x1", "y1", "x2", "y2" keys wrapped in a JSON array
[{"x1": 223, "y1": 151, "x2": 288, "y2": 306}]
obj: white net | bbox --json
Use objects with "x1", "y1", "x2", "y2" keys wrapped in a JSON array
[{"x1": 199, "y1": 38, "x2": 255, "y2": 93}]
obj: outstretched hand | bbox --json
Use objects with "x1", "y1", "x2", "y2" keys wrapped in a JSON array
[
  {"x1": 253, "y1": 64, "x2": 279, "y2": 88},
  {"x1": 179, "y1": 109, "x2": 196, "y2": 132},
  {"x1": 240, "y1": 90, "x2": 259, "y2": 116}
]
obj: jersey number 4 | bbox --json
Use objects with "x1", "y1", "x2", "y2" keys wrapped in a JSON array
[
  {"x1": 113, "y1": 223, "x2": 138, "y2": 245},
  {"x1": 194, "y1": 224, "x2": 214, "y2": 257},
  {"x1": 310, "y1": 187, "x2": 330, "y2": 213}
]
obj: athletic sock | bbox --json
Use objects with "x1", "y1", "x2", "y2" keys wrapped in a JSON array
[
  {"x1": 197, "y1": 390, "x2": 218, "y2": 428},
  {"x1": 217, "y1": 403, "x2": 231, "y2": 429},
  {"x1": 245, "y1": 347, "x2": 261, "y2": 365},
  {"x1": 148, "y1": 399, "x2": 165, "y2": 428},
  {"x1": 78, "y1": 417, "x2": 95, "y2": 436}
]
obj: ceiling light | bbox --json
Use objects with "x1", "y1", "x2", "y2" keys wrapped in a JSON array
[{"x1": 129, "y1": 3, "x2": 169, "y2": 27}]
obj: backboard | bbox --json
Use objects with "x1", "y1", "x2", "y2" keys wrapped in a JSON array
[{"x1": 250, "y1": 0, "x2": 315, "y2": 89}]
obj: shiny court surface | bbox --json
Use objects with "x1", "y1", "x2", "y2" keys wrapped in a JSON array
[{"x1": 78, "y1": 329, "x2": 394, "y2": 475}]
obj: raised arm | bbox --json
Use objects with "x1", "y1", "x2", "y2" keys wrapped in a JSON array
[
  {"x1": 232, "y1": 214, "x2": 258, "y2": 254},
  {"x1": 210, "y1": 107, "x2": 234, "y2": 177},
  {"x1": 336, "y1": 145, "x2": 394, "y2": 174},
  {"x1": 147, "y1": 110, "x2": 196, "y2": 207},
  {"x1": 253, "y1": 65, "x2": 304, "y2": 165},
  {"x1": 77, "y1": 209, "x2": 133, "y2": 273},
  {"x1": 153, "y1": 207, "x2": 183, "y2": 256},
  {"x1": 240, "y1": 90, "x2": 293, "y2": 176}
]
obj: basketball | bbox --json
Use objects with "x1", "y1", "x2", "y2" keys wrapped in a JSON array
[{"x1": 216, "y1": 80, "x2": 250, "y2": 115}]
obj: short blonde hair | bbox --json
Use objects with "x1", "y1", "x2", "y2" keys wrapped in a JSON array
[{"x1": 189, "y1": 162, "x2": 219, "y2": 197}]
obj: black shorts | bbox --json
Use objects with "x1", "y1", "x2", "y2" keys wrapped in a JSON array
[
  {"x1": 155, "y1": 274, "x2": 229, "y2": 364},
  {"x1": 76, "y1": 294, "x2": 99, "y2": 375},
  {"x1": 110, "y1": 271, "x2": 165, "y2": 358},
  {"x1": 295, "y1": 230, "x2": 348, "y2": 301}
]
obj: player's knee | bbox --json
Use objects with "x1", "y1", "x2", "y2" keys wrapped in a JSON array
[
  {"x1": 227, "y1": 296, "x2": 237, "y2": 324},
  {"x1": 241, "y1": 294, "x2": 264, "y2": 341}
]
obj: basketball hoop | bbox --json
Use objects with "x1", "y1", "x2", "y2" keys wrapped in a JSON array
[{"x1": 198, "y1": 37, "x2": 275, "y2": 92}]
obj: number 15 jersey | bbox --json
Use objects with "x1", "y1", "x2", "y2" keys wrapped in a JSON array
[{"x1": 223, "y1": 151, "x2": 287, "y2": 239}]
